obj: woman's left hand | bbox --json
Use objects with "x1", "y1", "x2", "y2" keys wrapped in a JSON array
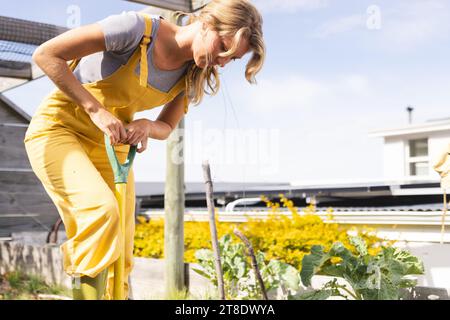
[{"x1": 124, "y1": 119, "x2": 152, "y2": 153}]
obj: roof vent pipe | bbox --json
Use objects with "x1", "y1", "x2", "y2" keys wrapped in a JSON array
[{"x1": 407, "y1": 105, "x2": 414, "y2": 124}]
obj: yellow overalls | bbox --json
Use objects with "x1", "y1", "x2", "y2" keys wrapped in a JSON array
[{"x1": 23, "y1": 13, "x2": 188, "y2": 299}]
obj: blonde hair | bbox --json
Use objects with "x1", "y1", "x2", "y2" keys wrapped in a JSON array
[{"x1": 174, "y1": 0, "x2": 265, "y2": 106}]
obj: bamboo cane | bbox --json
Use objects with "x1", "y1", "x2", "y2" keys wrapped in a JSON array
[
  {"x1": 202, "y1": 160, "x2": 226, "y2": 300},
  {"x1": 233, "y1": 228, "x2": 269, "y2": 300}
]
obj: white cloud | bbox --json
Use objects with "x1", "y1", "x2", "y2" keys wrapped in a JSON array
[
  {"x1": 312, "y1": 0, "x2": 450, "y2": 51},
  {"x1": 237, "y1": 73, "x2": 371, "y2": 112},
  {"x1": 340, "y1": 75, "x2": 370, "y2": 94},
  {"x1": 252, "y1": 0, "x2": 328, "y2": 14},
  {"x1": 377, "y1": 0, "x2": 450, "y2": 51},
  {"x1": 246, "y1": 75, "x2": 324, "y2": 111}
]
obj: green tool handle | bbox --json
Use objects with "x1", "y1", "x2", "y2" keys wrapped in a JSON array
[{"x1": 104, "y1": 134, "x2": 137, "y2": 184}]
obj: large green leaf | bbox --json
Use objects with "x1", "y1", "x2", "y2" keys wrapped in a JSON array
[
  {"x1": 281, "y1": 264, "x2": 301, "y2": 291},
  {"x1": 392, "y1": 248, "x2": 425, "y2": 275},
  {"x1": 321, "y1": 263, "x2": 345, "y2": 278},
  {"x1": 300, "y1": 245, "x2": 331, "y2": 286},
  {"x1": 329, "y1": 242, "x2": 358, "y2": 267},
  {"x1": 377, "y1": 275, "x2": 400, "y2": 300}
]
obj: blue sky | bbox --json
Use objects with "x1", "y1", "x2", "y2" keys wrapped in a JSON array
[{"x1": 3, "y1": 0, "x2": 450, "y2": 184}]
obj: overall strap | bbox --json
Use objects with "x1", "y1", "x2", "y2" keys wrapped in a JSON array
[
  {"x1": 68, "y1": 58, "x2": 81, "y2": 72},
  {"x1": 139, "y1": 13, "x2": 153, "y2": 87}
]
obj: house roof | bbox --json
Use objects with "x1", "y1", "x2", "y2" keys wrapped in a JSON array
[
  {"x1": 135, "y1": 179, "x2": 444, "y2": 210},
  {"x1": 135, "y1": 181, "x2": 290, "y2": 197},
  {"x1": 0, "y1": 93, "x2": 31, "y2": 122},
  {"x1": 125, "y1": 0, "x2": 208, "y2": 12},
  {"x1": 0, "y1": 16, "x2": 68, "y2": 92},
  {"x1": 369, "y1": 118, "x2": 450, "y2": 138}
]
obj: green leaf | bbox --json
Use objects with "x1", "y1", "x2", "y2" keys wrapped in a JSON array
[
  {"x1": 392, "y1": 248, "x2": 425, "y2": 275},
  {"x1": 281, "y1": 264, "x2": 301, "y2": 291},
  {"x1": 236, "y1": 261, "x2": 246, "y2": 278},
  {"x1": 219, "y1": 234, "x2": 232, "y2": 252},
  {"x1": 397, "y1": 277, "x2": 418, "y2": 288},
  {"x1": 329, "y1": 242, "x2": 357, "y2": 266},
  {"x1": 192, "y1": 267, "x2": 211, "y2": 280},
  {"x1": 299, "y1": 289, "x2": 332, "y2": 300},
  {"x1": 377, "y1": 275, "x2": 399, "y2": 300},
  {"x1": 349, "y1": 236, "x2": 368, "y2": 256},
  {"x1": 195, "y1": 249, "x2": 213, "y2": 261},
  {"x1": 266, "y1": 259, "x2": 283, "y2": 277},
  {"x1": 321, "y1": 263, "x2": 345, "y2": 278},
  {"x1": 300, "y1": 245, "x2": 330, "y2": 287},
  {"x1": 256, "y1": 251, "x2": 266, "y2": 262}
]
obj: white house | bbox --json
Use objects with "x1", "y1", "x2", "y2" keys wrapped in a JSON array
[{"x1": 369, "y1": 118, "x2": 450, "y2": 182}]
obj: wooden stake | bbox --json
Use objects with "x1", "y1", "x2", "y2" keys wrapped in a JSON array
[
  {"x1": 233, "y1": 228, "x2": 269, "y2": 300},
  {"x1": 164, "y1": 9, "x2": 187, "y2": 298},
  {"x1": 202, "y1": 160, "x2": 226, "y2": 300},
  {"x1": 441, "y1": 191, "x2": 448, "y2": 244},
  {"x1": 165, "y1": 117, "x2": 185, "y2": 297}
]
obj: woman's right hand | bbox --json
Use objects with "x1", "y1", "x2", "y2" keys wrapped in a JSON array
[{"x1": 88, "y1": 107, "x2": 127, "y2": 145}]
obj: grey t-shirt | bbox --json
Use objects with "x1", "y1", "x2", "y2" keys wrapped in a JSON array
[{"x1": 73, "y1": 11, "x2": 190, "y2": 93}]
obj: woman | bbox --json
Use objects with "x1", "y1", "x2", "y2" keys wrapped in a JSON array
[{"x1": 24, "y1": 0, "x2": 265, "y2": 300}]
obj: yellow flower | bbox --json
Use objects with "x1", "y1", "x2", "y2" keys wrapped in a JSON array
[{"x1": 133, "y1": 195, "x2": 387, "y2": 269}]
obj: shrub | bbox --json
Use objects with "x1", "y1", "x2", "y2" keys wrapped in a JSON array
[
  {"x1": 193, "y1": 235, "x2": 422, "y2": 300},
  {"x1": 134, "y1": 194, "x2": 389, "y2": 270},
  {"x1": 299, "y1": 236, "x2": 424, "y2": 300},
  {"x1": 194, "y1": 234, "x2": 302, "y2": 300}
]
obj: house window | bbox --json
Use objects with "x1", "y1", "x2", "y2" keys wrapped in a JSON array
[{"x1": 407, "y1": 138, "x2": 429, "y2": 176}]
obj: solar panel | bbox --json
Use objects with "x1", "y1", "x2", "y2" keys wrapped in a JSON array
[
  {"x1": 125, "y1": 0, "x2": 209, "y2": 12},
  {"x1": 0, "y1": 16, "x2": 67, "y2": 91},
  {"x1": 0, "y1": 40, "x2": 34, "y2": 80},
  {"x1": 0, "y1": 16, "x2": 68, "y2": 46}
]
